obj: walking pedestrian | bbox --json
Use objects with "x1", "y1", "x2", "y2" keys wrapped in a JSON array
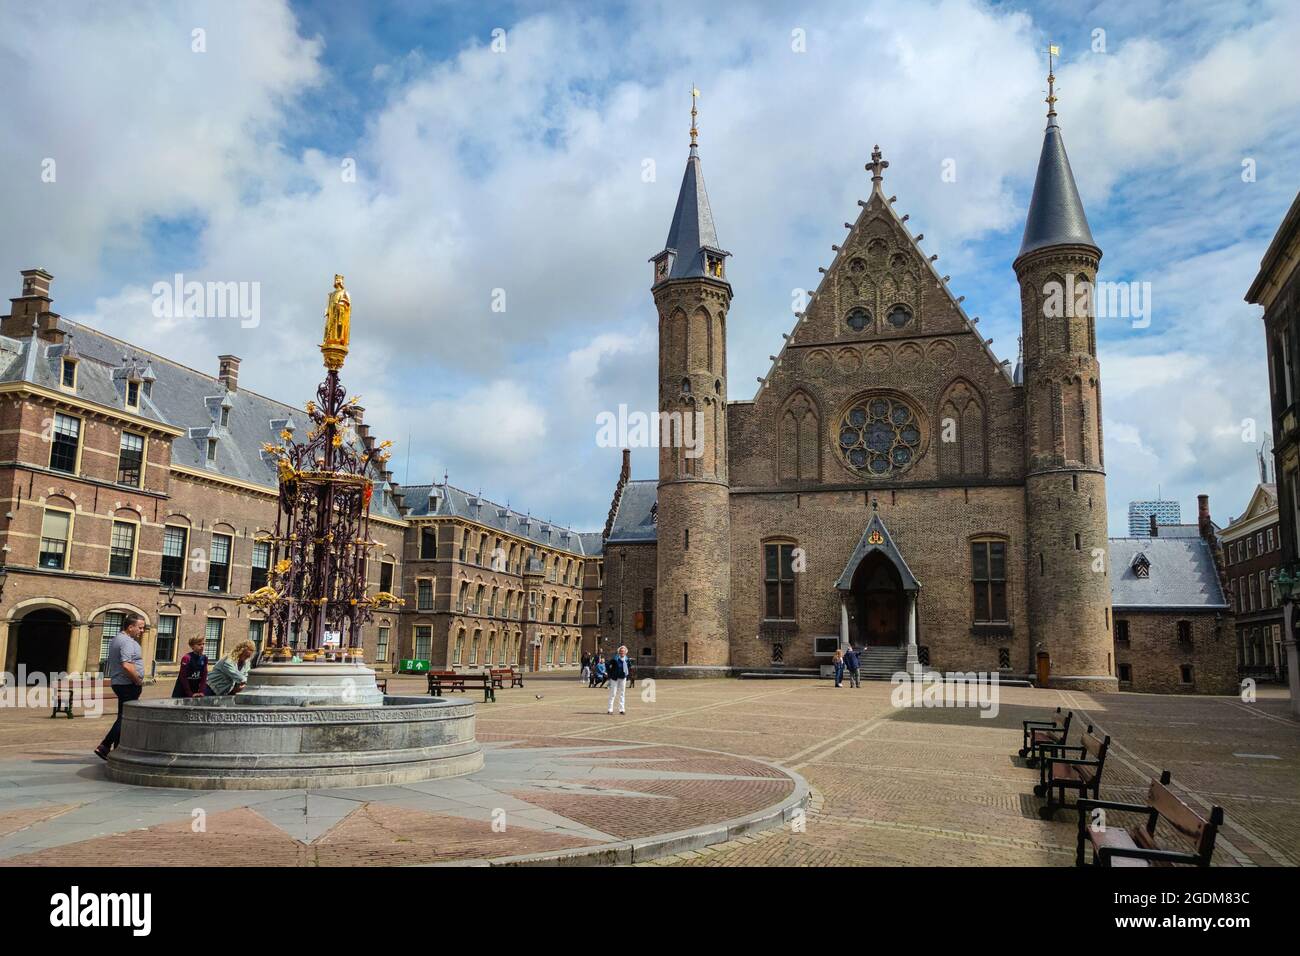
[
  {"x1": 580, "y1": 652, "x2": 591, "y2": 685},
  {"x1": 832, "y1": 648, "x2": 845, "y2": 688},
  {"x1": 844, "y1": 645, "x2": 861, "y2": 688},
  {"x1": 172, "y1": 635, "x2": 208, "y2": 698},
  {"x1": 94, "y1": 612, "x2": 146, "y2": 760},
  {"x1": 606, "y1": 645, "x2": 630, "y2": 715}
]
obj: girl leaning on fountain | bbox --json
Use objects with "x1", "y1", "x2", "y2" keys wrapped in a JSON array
[{"x1": 206, "y1": 641, "x2": 257, "y2": 696}]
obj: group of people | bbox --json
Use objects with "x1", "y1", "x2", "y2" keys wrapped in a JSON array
[
  {"x1": 832, "y1": 647, "x2": 862, "y2": 688},
  {"x1": 94, "y1": 612, "x2": 259, "y2": 762},
  {"x1": 579, "y1": 647, "x2": 632, "y2": 715}
]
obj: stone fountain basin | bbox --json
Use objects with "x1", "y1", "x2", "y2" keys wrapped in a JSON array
[{"x1": 106, "y1": 694, "x2": 483, "y2": 790}]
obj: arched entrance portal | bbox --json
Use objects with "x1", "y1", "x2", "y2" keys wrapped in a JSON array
[
  {"x1": 850, "y1": 552, "x2": 904, "y2": 648},
  {"x1": 15, "y1": 609, "x2": 73, "y2": 677}
]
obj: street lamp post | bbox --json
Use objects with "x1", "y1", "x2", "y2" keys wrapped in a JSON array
[{"x1": 1270, "y1": 566, "x2": 1300, "y2": 717}]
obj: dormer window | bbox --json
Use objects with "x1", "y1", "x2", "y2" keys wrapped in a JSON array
[
  {"x1": 654, "y1": 254, "x2": 672, "y2": 283},
  {"x1": 221, "y1": 406, "x2": 230, "y2": 428},
  {"x1": 206, "y1": 438, "x2": 217, "y2": 463},
  {"x1": 705, "y1": 253, "x2": 724, "y2": 278},
  {"x1": 143, "y1": 380, "x2": 152, "y2": 399},
  {"x1": 126, "y1": 380, "x2": 140, "y2": 409},
  {"x1": 61, "y1": 358, "x2": 77, "y2": 390},
  {"x1": 1131, "y1": 553, "x2": 1151, "y2": 578}
]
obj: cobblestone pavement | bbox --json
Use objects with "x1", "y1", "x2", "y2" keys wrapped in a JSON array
[{"x1": 0, "y1": 673, "x2": 1295, "y2": 866}]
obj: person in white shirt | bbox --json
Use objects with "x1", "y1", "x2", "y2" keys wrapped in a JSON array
[{"x1": 606, "y1": 645, "x2": 631, "y2": 715}]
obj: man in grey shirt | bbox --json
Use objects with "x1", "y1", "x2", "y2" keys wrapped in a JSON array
[{"x1": 94, "y1": 612, "x2": 146, "y2": 760}]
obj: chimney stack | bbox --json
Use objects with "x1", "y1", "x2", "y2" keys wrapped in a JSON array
[
  {"x1": 218, "y1": 355, "x2": 240, "y2": 392},
  {"x1": 1149, "y1": 513, "x2": 1159, "y2": 537},
  {"x1": 1197, "y1": 494, "x2": 1213, "y2": 540},
  {"x1": 2, "y1": 269, "x2": 60, "y2": 339}
]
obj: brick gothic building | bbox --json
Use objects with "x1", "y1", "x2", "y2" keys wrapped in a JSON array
[
  {"x1": 1109, "y1": 497, "x2": 1238, "y2": 696},
  {"x1": 0, "y1": 270, "x2": 601, "y2": 681},
  {"x1": 604, "y1": 89, "x2": 1119, "y2": 689},
  {"x1": 1222, "y1": 480, "x2": 1285, "y2": 681}
]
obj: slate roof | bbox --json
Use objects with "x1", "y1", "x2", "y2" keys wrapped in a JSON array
[
  {"x1": 1018, "y1": 110, "x2": 1098, "y2": 259},
  {"x1": 0, "y1": 320, "x2": 404, "y2": 520},
  {"x1": 605, "y1": 480, "x2": 658, "y2": 543},
  {"x1": 1108, "y1": 537, "x2": 1229, "y2": 610},
  {"x1": 654, "y1": 145, "x2": 729, "y2": 281},
  {"x1": 401, "y1": 482, "x2": 599, "y2": 556}
]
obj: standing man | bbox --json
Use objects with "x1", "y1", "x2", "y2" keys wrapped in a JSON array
[
  {"x1": 579, "y1": 651, "x2": 591, "y2": 685},
  {"x1": 94, "y1": 612, "x2": 146, "y2": 761},
  {"x1": 844, "y1": 645, "x2": 861, "y2": 688},
  {"x1": 606, "y1": 644, "x2": 630, "y2": 715}
]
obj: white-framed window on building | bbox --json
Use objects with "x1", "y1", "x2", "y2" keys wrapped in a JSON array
[
  {"x1": 209, "y1": 533, "x2": 232, "y2": 592},
  {"x1": 452, "y1": 629, "x2": 463, "y2": 665},
  {"x1": 470, "y1": 631, "x2": 480, "y2": 665},
  {"x1": 248, "y1": 619, "x2": 265, "y2": 652},
  {"x1": 414, "y1": 625, "x2": 432, "y2": 661},
  {"x1": 204, "y1": 617, "x2": 224, "y2": 659},
  {"x1": 156, "y1": 614, "x2": 178, "y2": 664},
  {"x1": 417, "y1": 579, "x2": 434, "y2": 611},
  {"x1": 108, "y1": 520, "x2": 138, "y2": 577},
  {"x1": 250, "y1": 541, "x2": 271, "y2": 591},
  {"x1": 100, "y1": 611, "x2": 125, "y2": 664},
  {"x1": 117, "y1": 432, "x2": 145, "y2": 487},
  {"x1": 161, "y1": 525, "x2": 187, "y2": 588},
  {"x1": 49, "y1": 413, "x2": 81, "y2": 474},
  {"x1": 377, "y1": 626, "x2": 390, "y2": 663},
  {"x1": 39, "y1": 508, "x2": 72, "y2": 570}
]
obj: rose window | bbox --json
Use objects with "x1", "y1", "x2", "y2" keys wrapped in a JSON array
[{"x1": 837, "y1": 396, "x2": 923, "y2": 476}]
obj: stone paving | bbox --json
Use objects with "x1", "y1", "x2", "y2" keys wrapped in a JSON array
[{"x1": 0, "y1": 672, "x2": 1295, "y2": 866}]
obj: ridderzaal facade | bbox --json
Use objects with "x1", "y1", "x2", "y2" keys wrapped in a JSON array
[{"x1": 600, "y1": 88, "x2": 1238, "y2": 693}]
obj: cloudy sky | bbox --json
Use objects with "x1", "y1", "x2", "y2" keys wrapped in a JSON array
[{"x1": 1, "y1": 0, "x2": 1295, "y2": 535}]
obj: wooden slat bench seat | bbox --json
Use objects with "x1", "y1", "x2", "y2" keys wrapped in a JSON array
[
  {"x1": 1034, "y1": 725, "x2": 1110, "y2": 820},
  {"x1": 1076, "y1": 771, "x2": 1224, "y2": 867},
  {"x1": 427, "y1": 670, "x2": 495, "y2": 703},
  {"x1": 1018, "y1": 707, "x2": 1072, "y2": 767},
  {"x1": 489, "y1": 668, "x2": 524, "y2": 689}
]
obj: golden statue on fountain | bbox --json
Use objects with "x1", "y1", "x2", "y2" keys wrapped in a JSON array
[{"x1": 321, "y1": 273, "x2": 351, "y2": 370}]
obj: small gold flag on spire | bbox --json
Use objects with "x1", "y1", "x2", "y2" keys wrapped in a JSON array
[{"x1": 1049, "y1": 44, "x2": 1059, "y2": 56}]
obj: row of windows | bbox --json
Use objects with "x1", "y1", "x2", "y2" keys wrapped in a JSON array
[
  {"x1": 1113, "y1": 619, "x2": 1194, "y2": 645},
  {"x1": 1225, "y1": 527, "x2": 1277, "y2": 565},
  {"x1": 758, "y1": 539, "x2": 1008, "y2": 624},
  {"x1": 48, "y1": 412, "x2": 150, "y2": 489},
  {"x1": 439, "y1": 578, "x2": 583, "y2": 623},
  {"x1": 59, "y1": 358, "x2": 153, "y2": 408},
  {"x1": 1238, "y1": 626, "x2": 1280, "y2": 668},
  {"x1": 1231, "y1": 571, "x2": 1278, "y2": 613},
  {"x1": 105, "y1": 614, "x2": 392, "y2": 666},
  {"x1": 38, "y1": 509, "x2": 395, "y2": 591},
  {"x1": 1117, "y1": 662, "x2": 1195, "y2": 685},
  {"x1": 418, "y1": 525, "x2": 590, "y2": 586}
]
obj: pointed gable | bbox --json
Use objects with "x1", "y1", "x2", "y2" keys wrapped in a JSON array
[{"x1": 834, "y1": 509, "x2": 920, "y2": 592}]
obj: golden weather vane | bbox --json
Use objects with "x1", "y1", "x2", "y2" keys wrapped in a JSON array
[
  {"x1": 1045, "y1": 43, "x2": 1060, "y2": 116},
  {"x1": 690, "y1": 84, "x2": 700, "y2": 147}
]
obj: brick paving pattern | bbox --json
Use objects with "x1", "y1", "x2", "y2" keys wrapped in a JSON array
[{"x1": 0, "y1": 674, "x2": 1295, "y2": 866}]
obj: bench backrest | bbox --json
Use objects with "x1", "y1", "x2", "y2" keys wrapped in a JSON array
[
  {"x1": 1076, "y1": 729, "x2": 1109, "y2": 781},
  {"x1": 1059, "y1": 710, "x2": 1073, "y2": 737},
  {"x1": 1146, "y1": 771, "x2": 1222, "y2": 859}
]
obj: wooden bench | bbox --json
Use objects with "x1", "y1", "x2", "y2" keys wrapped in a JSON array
[
  {"x1": 489, "y1": 668, "x2": 524, "y2": 689},
  {"x1": 427, "y1": 670, "x2": 495, "y2": 703},
  {"x1": 1018, "y1": 708, "x2": 1073, "y2": 766},
  {"x1": 1034, "y1": 726, "x2": 1110, "y2": 820},
  {"x1": 1076, "y1": 771, "x2": 1224, "y2": 867},
  {"x1": 50, "y1": 677, "x2": 75, "y2": 719}
]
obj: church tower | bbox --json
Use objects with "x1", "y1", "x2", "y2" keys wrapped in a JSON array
[
  {"x1": 1016, "y1": 53, "x2": 1117, "y2": 690},
  {"x1": 648, "y1": 91, "x2": 732, "y2": 675}
]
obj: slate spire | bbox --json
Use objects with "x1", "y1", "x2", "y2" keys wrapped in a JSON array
[
  {"x1": 651, "y1": 88, "x2": 729, "y2": 284},
  {"x1": 1017, "y1": 50, "x2": 1098, "y2": 260}
]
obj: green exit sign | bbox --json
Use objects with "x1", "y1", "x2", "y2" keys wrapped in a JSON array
[{"x1": 401, "y1": 659, "x2": 430, "y2": 673}]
